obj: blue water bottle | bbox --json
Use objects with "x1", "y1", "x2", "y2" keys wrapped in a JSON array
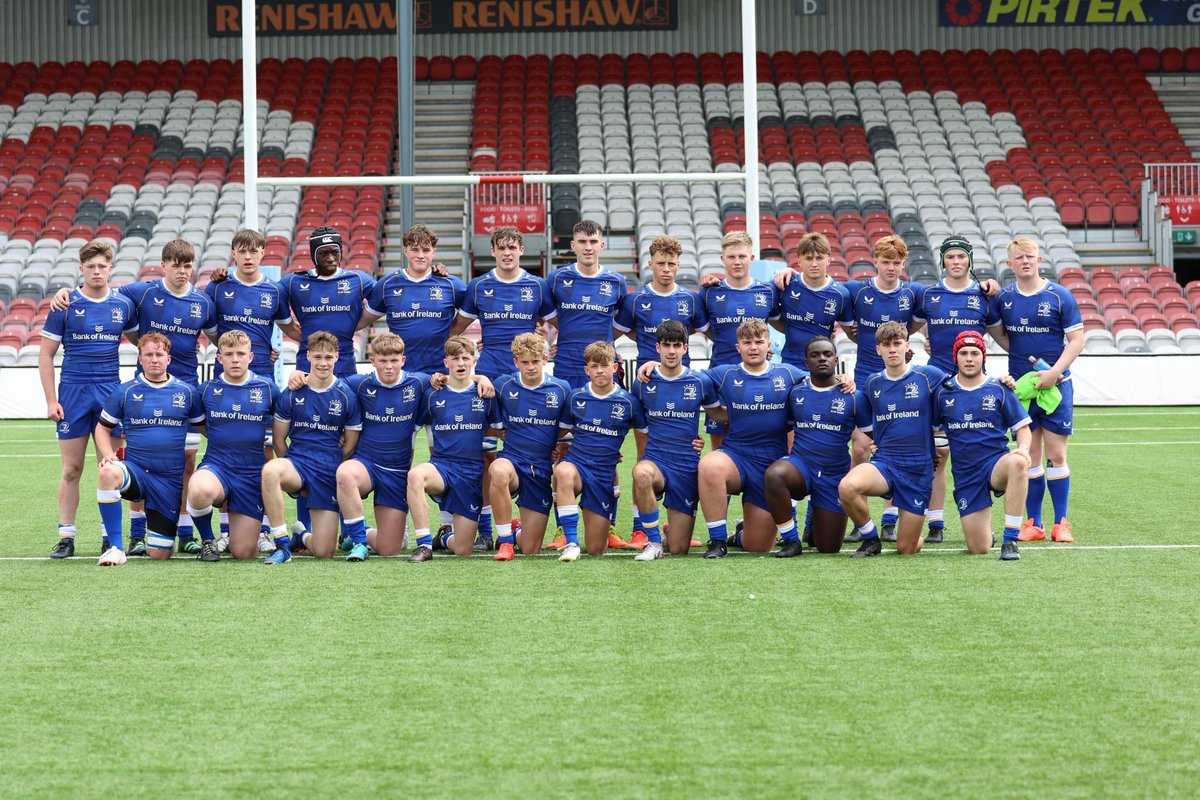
[{"x1": 1029, "y1": 356, "x2": 1051, "y2": 370}]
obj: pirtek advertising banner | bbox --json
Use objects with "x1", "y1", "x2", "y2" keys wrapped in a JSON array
[
  {"x1": 208, "y1": 0, "x2": 679, "y2": 37},
  {"x1": 939, "y1": 0, "x2": 1200, "y2": 26}
]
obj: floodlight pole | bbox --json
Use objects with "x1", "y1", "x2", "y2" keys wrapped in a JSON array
[
  {"x1": 397, "y1": 0, "x2": 415, "y2": 230},
  {"x1": 741, "y1": 0, "x2": 760, "y2": 258},
  {"x1": 241, "y1": 0, "x2": 259, "y2": 231}
]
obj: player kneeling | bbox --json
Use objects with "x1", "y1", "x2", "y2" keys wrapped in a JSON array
[
  {"x1": 488, "y1": 334, "x2": 571, "y2": 561},
  {"x1": 553, "y1": 341, "x2": 646, "y2": 562},
  {"x1": 406, "y1": 336, "x2": 501, "y2": 561},
  {"x1": 261, "y1": 332, "x2": 361, "y2": 563},
  {"x1": 630, "y1": 321, "x2": 717, "y2": 560},
  {"x1": 764, "y1": 336, "x2": 869, "y2": 556},
  {"x1": 335, "y1": 333, "x2": 431, "y2": 560},
  {"x1": 934, "y1": 331, "x2": 1032, "y2": 560},
  {"x1": 186, "y1": 331, "x2": 278, "y2": 560},
  {"x1": 94, "y1": 333, "x2": 205, "y2": 564}
]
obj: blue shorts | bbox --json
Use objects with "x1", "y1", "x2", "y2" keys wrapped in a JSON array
[
  {"x1": 288, "y1": 451, "x2": 340, "y2": 511},
  {"x1": 1028, "y1": 378, "x2": 1073, "y2": 436},
  {"x1": 118, "y1": 459, "x2": 183, "y2": 521},
  {"x1": 499, "y1": 456, "x2": 553, "y2": 515},
  {"x1": 871, "y1": 457, "x2": 933, "y2": 516},
  {"x1": 704, "y1": 416, "x2": 727, "y2": 436},
  {"x1": 430, "y1": 458, "x2": 483, "y2": 519},
  {"x1": 355, "y1": 457, "x2": 409, "y2": 512},
  {"x1": 779, "y1": 454, "x2": 848, "y2": 514},
  {"x1": 720, "y1": 446, "x2": 776, "y2": 511},
  {"x1": 644, "y1": 454, "x2": 699, "y2": 516},
  {"x1": 951, "y1": 451, "x2": 1007, "y2": 516},
  {"x1": 57, "y1": 381, "x2": 122, "y2": 440},
  {"x1": 563, "y1": 453, "x2": 617, "y2": 517},
  {"x1": 196, "y1": 460, "x2": 264, "y2": 519}
]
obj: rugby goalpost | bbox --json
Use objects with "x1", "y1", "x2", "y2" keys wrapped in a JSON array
[{"x1": 238, "y1": 0, "x2": 763, "y2": 255}]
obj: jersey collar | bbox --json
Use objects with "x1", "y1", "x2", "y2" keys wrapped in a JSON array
[{"x1": 1016, "y1": 278, "x2": 1050, "y2": 297}]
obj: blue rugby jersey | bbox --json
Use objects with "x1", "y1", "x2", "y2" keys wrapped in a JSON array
[
  {"x1": 344, "y1": 370, "x2": 430, "y2": 465},
  {"x1": 121, "y1": 279, "x2": 216, "y2": 385},
  {"x1": 632, "y1": 367, "x2": 718, "y2": 468},
  {"x1": 706, "y1": 362, "x2": 807, "y2": 457},
  {"x1": 274, "y1": 379, "x2": 362, "y2": 461},
  {"x1": 913, "y1": 281, "x2": 1000, "y2": 374},
  {"x1": 787, "y1": 382, "x2": 869, "y2": 469},
  {"x1": 845, "y1": 278, "x2": 920, "y2": 383},
  {"x1": 493, "y1": 372, "x2": 572, "y2": 463},
  {"x1": 699, "y1": 280, "x2": 780, "y2": 367},
  {"x1": 418, "y1": 383, "x2": 502, "y2": 466},
  {"x1": 614, "y1": 284, "x2": 709, "y2": 367},
  {"x1": 100, "y1": 375, "x2": 204, "y2": 472},
  {"x1": 777, "y1": 277, "x2": 853, "y2": 367},
  {"x1": 204, "y1": 273, "x2": 291, "y2": 378},
  {"x1": 994, "y1": 280, "x2": 1083, "y2": 380},
  {"x1": 198, "y1": 372, "x2": 278, "y2": 471},
  {"x1": 279, "y1": 269, "x2": 375, "y2": 377},
  {"x1": 458, "y1": 269, "x2": 556, "y2": 378},
  {"x1": 548, "y1": 265, "x2": 626, "y2": 381},
  {"x1": 365, "y1": 271, "x2": 466, "y2": 375},
  {"x1": 41, "y1": 289, "x2": 137, "y2": 383},
  {"x1": 933, "y1": 376, "x2": 1031, "y2": 477},
  {"x1": 860, "y1": 364, "x2": 947, "y2": 468},
  {"x1": 561, "y1": 383, "x2": 646, "y2": 467}
]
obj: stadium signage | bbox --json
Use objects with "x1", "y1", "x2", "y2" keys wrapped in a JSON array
[
  {"x1": 938, "y1": 0, "x2": 1200, "y2": 26},
  {"x1": 209, "y1": 0, "x2": 678, "y2": 35},
  {"x1": 1160, "y1": 195, "x2": 1200, "y2": 224},
  {"x1": 474, "y1": 203, "x2": 546, "y2": 235}
]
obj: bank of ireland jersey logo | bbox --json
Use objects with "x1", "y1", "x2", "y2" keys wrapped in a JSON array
[{"x1": 904, "y1": 382, "x2": 918, "y2": 399}]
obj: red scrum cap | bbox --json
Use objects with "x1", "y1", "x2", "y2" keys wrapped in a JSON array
[{"x1": 953, "y1": 330, "x2": 987, "y2": 363}]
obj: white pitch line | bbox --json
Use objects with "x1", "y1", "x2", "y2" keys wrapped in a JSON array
[
  {"x1": 1, "y1": 543, "x2": 1197, "y2": 561},
  {"x1": 1069, "y1": 441, "x2": 1200, "y2": 447},
  {"x1": 1076, "y1": 426, "x2": 1200, "y2": 431}
]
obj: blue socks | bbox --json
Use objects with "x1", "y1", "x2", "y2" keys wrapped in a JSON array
[
  {"x1": 129, "y1": 509, "x2": 146, "y2": 541},
  {"x1": 495, "y1": 521, "x2": 514, "y2": 546},
  {"x1": 640, "y1": 508, "x2": 661, "y2": 543},
  {"x1": 706, "y1": 520, "x2": 728, "y2": 542},
  {"x1": 343, "y1": 516, "x2": 368, "y2": 546},
  {"x1": 632, "y1": 507, "x2": 642, "y2": 533},
  {"x1": 1003, "y1": 514, "x2": 1022, "y2": 543},
  {"x1": 777, "y1": 519, "x2": 799, "y2": 543},
  {"x1": 881, "y1": 508, "x2": 899, "y2": 528},
  {"x1": 558, "y1": 504, "x2": 580, "y2": 546},
  {"x1": 858, "y1": 519, "x2": 878, "y2": 540},
  {"x1": 478, "y1": 505, "x2": 492, "y2": 538},
  {"x1": 609, "y1": 492, "x2": 620, "y2": 526},
  {"x1": 1046, "y1": 464, "x2": 1070, "y2": 522},
  {"x1": 187, "y1": 504, "x2": 215, "y2": 542},
  {"x1": 415, "y1": 528, "x2": 433, "y2": 548},
  {"x1": 1026, "y1": 465, "x2": 1046, "y2": 527},
  {"x1": 97, "y1": 489, "x2": 124, "y2": 550},
  {"x1": 296, "y1": 495, "x2": 311, "y2": 532},
  {"x1": 176, "y1": 513, "x2": 193, "y2": 543}
]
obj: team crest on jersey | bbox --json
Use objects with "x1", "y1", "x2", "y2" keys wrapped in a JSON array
[
  {"x1": 250, "y1": 388, "x2": 263, "y2": 404},
  {"x1": 111, "y1": 308, "x2": 123, "y2": 323},
  {"x1": 683, "y1": 384, "x2": 697, "y2": 400},
  {"x1": 1038, "y1": 301, "x2": 1052, "y2": 317},
  {"x1": 429, "y1": 286, "x2": 443, "y2": 301},
  {"x1": 172, "y1": 392, "x2": 186, "y2": 408},
  {"x1": 471, "y1": 397, "x2": 485, "y2": 412},
  {"x1": 824, "y1": 298, "x2": 837, "y2": 315},
  {"x1": 260, "y1": 293, "x2": 273, "y2": 307},
  {"x1": 600, "y1": 283, "x2": 612, "y2": 296},
  {"x1": 514, "y1": 286, "x2": 531, "y2": 303},
  {"x1": 610, "y1": 404, "x2": 624, "y2": 419},
  {"x1": 772, "y1": 376, "x2": 786, "y2": 392},
  {"x1": 677, "y1": 300, "x2": 689, "y2": 316},
  {"x1": 755, "y1": 294, "x2": 767, "y2": 307},
  {"x1": 402, "y1": 386, "x2": 415, "y2": 403},
  {"x1": 967, "y1": 295, "x2": 980, "y2": 311},
  {"x1": 190, "y1": 303, "x2": 203, "y2": 318},
  {"x1": 338, "y1": 280, "x2": 352, "y2": 295},
  {"x1": 904, "y1": 382, "x2": 918, "y2": 399},
  {"x1": 982, "y1": 395, "x2": 997, "y2": 412},
  {"x1": 328, "y1": 399, "x2": 343, "y2": 416},
  {"x1": 898, "y1": 295, "x2": 911, "y2": 311},
  {"x1": 830, "y1": 396, "x2": 846, "y2": 415}
]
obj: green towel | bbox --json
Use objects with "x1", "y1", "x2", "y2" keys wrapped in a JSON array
[{"x1": 1014, "y1": 372, "x2": 1062, "y2": 414}]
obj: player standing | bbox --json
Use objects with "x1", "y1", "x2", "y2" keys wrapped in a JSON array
[
  {"x1": 92, "y1": 333, "x2": 205, "y2": 565},
  {"x1": 629, "y1": 321, "x2": 717, "y2": 561},
  {"x1": 838, "y1": 322, "x2": 946, "y2": 557},
  {"x1": 406, "y1": 336, "x2": 502, "y2": 562},
  {"x1": 988, "y1": 237, "x2": 1084, "y2": 543},
  {"x1": 261, "y1": 332, "x2": 361, "y2": 563},
  {"x1": 359, "y1": 224, "x2": 466, "y2": 375},
  {"x1": 335, "y1": 333, "x2": 431, "y2": 560},
  {"x1": 41, "y1": 240, "x2": 137, "y2": 558},
  {"x1": 934, "y1": 331, "x2": 1032, "y2": 561},
  {"x1": 185, "y1": 330, "x2": 278, "y2": 561},
  {"x1": 488, "y1": 333, "x2": 572, "y2": 561},
  {"x1": 764, "y1": 336, "x2": 869, "y2": 556},
  {"x1": 772, "y1": 233, "x2": 853, "y2": 369}
]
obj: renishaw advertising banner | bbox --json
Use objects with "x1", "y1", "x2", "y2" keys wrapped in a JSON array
[
  {"x1": 209, "y1": 0, "x2": 679, "y2": 36},
  {"x1": 939, "y1": 0, "x2": 1200, "y2": 26}
]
